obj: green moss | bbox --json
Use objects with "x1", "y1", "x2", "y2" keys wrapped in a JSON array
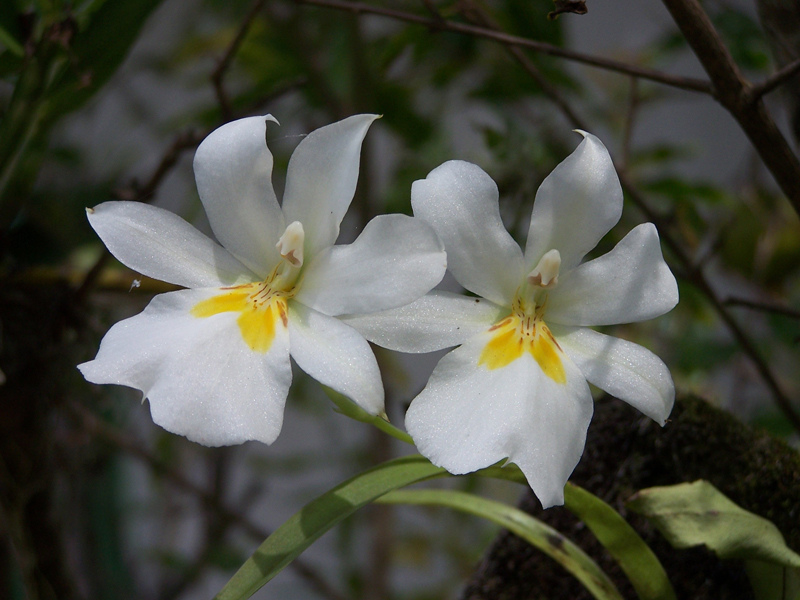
[{"x1": 462, "y1": 395, "x2": 800, "y2": 600}]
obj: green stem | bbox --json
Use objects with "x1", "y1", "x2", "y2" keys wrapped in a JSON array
[{"x1": 323, "y1": 386, "x2": 414, "y2": 445}]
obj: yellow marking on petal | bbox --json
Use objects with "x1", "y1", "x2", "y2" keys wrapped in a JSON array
[
  {"x1": 532, "y1": 325, "x2": 566, "y2": 384},
  {"x1": 479, "y1": 318, "x2": 524, "y2": 369},
  {"x1": 191, "y1": 288, "x2": 251, "y2": 317},
  {"x1": 478, "y1": 313, "x2": 566, "y2": 384},
  {"x1": 236, "y1": 298, "x2": 288, "y2": 353},
  {"x1": 190, "y1": 282, "x2": 290, "y2": 353}
]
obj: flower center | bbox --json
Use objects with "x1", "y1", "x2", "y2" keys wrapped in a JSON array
[
  {"x1": 190, "y1": 222, "x2": 306, "y2": 353},
  {"x1": 477, "y1": 249, "x2": 565, "y2": 383}
]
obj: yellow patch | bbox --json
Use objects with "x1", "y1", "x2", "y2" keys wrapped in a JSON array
[
  {"x1": 191, "y1": 283, "x2": 289, "y2": 353},
  {"x1": 478, "y1": 313, "x2": 566, "y2": 384}
]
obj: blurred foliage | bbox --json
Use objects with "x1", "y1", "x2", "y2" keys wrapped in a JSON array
[{"x1": 1, "y1": 0, "x2": 799, "y2": 599}]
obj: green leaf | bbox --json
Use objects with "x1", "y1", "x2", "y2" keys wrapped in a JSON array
[
  {"x1": 564, "y1": 483, "x2": 676, "y2": 600},
  {"x1": 47, "y1": 0, "x2": 164, "y2": 115},
  {"x1": 214, "y1": 455, "x2": 446, "y2": 600},
  {"x1": 378, "y1": 488, "x2": 624, "y2": 600},
  {"x1": 0, "y1": 1, "x2": 24, "y2": 57},
  {"x1": 713, "y1": 8, "x2": 770, "y2": 72},
  {"x1": 627, "y1": 480, "x2": 800, "y2": 567},
  {"x1": 323, "y1": 386, "x2": 414, "y2": 445},
  {"x1": 745, "y1": 560, "x2": 800, "y2": 600}
]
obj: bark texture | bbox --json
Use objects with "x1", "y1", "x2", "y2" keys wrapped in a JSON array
[{"x1": 461, "y1": 394, "x2": 800, "y2": 600}]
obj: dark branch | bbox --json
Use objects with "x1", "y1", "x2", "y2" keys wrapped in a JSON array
[
  {"x1": 293, "y1": 0, "x2": 714, "y2": 94},
  {"x1": 724, "y1": 297, "x2": 800, "y2": 320},
  {"x1": 619, "y1": 171, "x2": 800, "y2": 432},
  {"x1": 457, "y1": 0, "x2": 587, "y2": 129},
  {"x1": 212, "y1": 0, "x2": 267, "y2": 120},
  {"x1": 74, "y1": 129, "x2": 204, "y2": 304},
  {"x1": 660, "y1": 0, "x2": 800, "y2": 219},
  {"x1": 748, "y1": 57, "x2": 800, "y2": 103}
]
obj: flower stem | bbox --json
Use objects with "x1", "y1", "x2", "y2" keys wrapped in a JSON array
[{"x1": 323, "y1": 386, "x2": 414, "y2": 445}]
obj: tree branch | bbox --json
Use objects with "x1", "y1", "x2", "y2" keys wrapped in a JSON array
[
  {"x1": 212, "y1": 0, "x2": 267, "y2": 120},
  {"x1": 74, "y1": 129, "x2": 204, "y2": 305},
  {"x1": 619, "y1": 173, "x2": 800, "y2": 431},
  {"x1": 748, "y1": 57, "x2": 800, "y2": 102},
  {"x1": 293, "y1": 0, "x2": 714, "y2": 94},
  {"x1": 456, "y1": 0, "x2": 586, "y2": 129},
  {"x1": 723, "y1": 296, "x2": 800, "y2": 321},
  {"x1": 660, "y1": 0, "x2": 800, "y2": 219}
]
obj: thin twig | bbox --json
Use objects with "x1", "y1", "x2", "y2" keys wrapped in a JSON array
[
  {"x1": 619, "y1": 171, "x2": 800, "y2": 431},
  {"x1": 724, "y1": 297, "x2": 800, "y2": 320},
  {"x1": 419, "y1": 0, "x2": 445, "y2": 23},
  {"x1": 74, "y1": 129, "x2": 205, "y2": 304},
  {"x1": 117, "y1": 129, "x2": 206, "y2": 202},
  {"x1": 748, "y1": 57, "x2": 800, "y2": 103},
  {"x1": 621, "y1": 77, "x2": 640, "y2": 170},
  {"x1": 293, "y1": 0, "x2": 714, "y2": 94},
  {"x1": 158, "y1": 450, "x2": 236, "y2": 600},
  {"x1": 67, "y1": 401, "x2": 349, "y2": 600},
  {"x1": 212, "y1": 0, "x2": 267, "y2": 120},
  {"x1": 457, "y1": 0, "x2": 586, "y2": 129}
]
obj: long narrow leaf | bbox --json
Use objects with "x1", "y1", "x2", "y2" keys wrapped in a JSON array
[
  {"x1": 564, "y1": 483, "x2": 676, "y2": 600},
  {"x1": 214, "y1": 455, "x2": 446, "y2": 600},
  {"x1": 377, "y1": 488, "x2": 624, "y2": 600},
  {"x1": 0, "y1": 0, "x2": 23, "y2": 57}
]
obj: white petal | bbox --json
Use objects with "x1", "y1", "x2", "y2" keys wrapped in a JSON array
[
  {"x1": 547, "y1": 223, "x2": 678, "y2": 326},
  {"x1": 282, "y1": 115, "x2": 379, "y2": 258},
  {"x1": 341, "y1": 290, "x2": 506, "y2": 353},
  {"x1": 288, "y1": 301, "x2": 384, "y2": 415},
  {"x1": 405, "y1": 332, "x2": 593, "y2": 508},
  {"x1": 296, "y1": 214, "x2": 446, "y2": 316},
  {"x1": 87, "y1": 201, "x2": 254, "y2": 288},
  {"x1": 551, "y1": 325, "x2": 674, "y2": 425},
  {"x1": 411, "y1": 160, "x2": 524, "y2": 306},
  {"x1": 79, "y1": 288, "x2": 292, "y2": 446},
  {"x1": 194, "y1": 115, "x2": 285, "y2": 276},
  {"x1": 525, "y1": 132, "x2": 623, "y2": 272}
]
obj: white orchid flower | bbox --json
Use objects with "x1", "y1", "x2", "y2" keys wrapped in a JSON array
[
  {"x1": 344, "y1": 132, "x2": 678, "y2": 508},
  {"x1": 79, "y1": 114, "x2": 446, "y2": 447}
]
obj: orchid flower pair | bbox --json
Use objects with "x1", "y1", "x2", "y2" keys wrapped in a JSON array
[{"x1": 80, "y1": 114, "x2": 678, "y2": 508}]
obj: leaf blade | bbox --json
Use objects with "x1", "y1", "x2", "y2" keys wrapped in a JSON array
[
  {"x1": 214, "y1": 455, "x2": 445, "y2": 600},
  {"x1": 627, "y1": 480, "x2": 800, "y2": 568},
  {"x1": 564, "y1": 483, "x2": 676, "y2": 600},
  {"x1": 378, "y1": 488, "x2": 624, "y2": 600}
]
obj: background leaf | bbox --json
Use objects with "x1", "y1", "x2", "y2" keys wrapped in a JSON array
[{"x1": 627, "y1": 480, "x2": 800, "y2": 567}]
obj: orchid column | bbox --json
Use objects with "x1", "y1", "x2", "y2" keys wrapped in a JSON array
[{"x1": 80, "y1": 115, "x2": 446, "y2": 447}]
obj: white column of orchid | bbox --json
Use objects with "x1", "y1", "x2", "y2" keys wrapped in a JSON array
[
  {"x1": 79, "y1": 114, "x2": 447, "y2": 448},
  {"x1": 343, "y1": 132, "x2": 679, "y2": 508}
]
